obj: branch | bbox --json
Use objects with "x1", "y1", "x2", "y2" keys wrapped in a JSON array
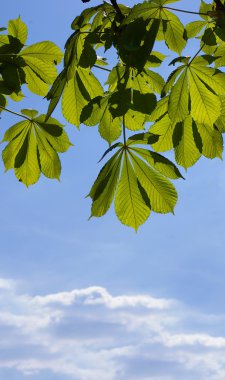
[{"x1": 109, "y1": 0, "x2": 125, "y2": 21}]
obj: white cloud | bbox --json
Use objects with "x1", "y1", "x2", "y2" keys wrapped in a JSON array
[
  {"x1": 0, "y1": 278, "x2": 15, "y2": 290},
  {"x1": 0, "y1": 278, "x2": 225, "y2": 380},
  {"x1": 34, "y1": 286, "x2": 172, "y2": 309}
]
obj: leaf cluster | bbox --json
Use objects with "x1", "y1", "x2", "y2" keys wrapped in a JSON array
[
  {"x1": 2, "y1": 1, "x2": 225, "y2": 229},
  {"x1": 0, "y1": 17, "x2": 72, "y2": 185}
]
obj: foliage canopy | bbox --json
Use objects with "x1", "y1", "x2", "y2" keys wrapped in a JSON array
[{"x1": 1, "y1": 0, "x2": 225, "y2": 229}]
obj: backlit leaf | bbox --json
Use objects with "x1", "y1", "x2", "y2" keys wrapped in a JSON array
[
  {"x1": 131, "y1": 153, "x2": 177, "y2": 214},
  {"x1": 174, "y1": 116, "x2": 201, "y2": 168},
  {"x1": 115, "y1": 153, "x2": 151, "y2": 230},
  {"x1": 8, "y1": 17, "x2": 28, "y2": 45},
  {"x1": 2, "y1": 112, "x2": 71, "y2": 186}
]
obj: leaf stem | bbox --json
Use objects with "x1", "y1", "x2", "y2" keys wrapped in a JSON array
[
  {"x1": 0, "y1": 106, "x2": 31, "y2": 121},
  {"x1": 164, "y1": 6, "x2": 209, "y2": 17},
  {"x1": 93, "y1": 64, "x2": 111, "y2": 72},
  {"x1": 189, "y1": 27, "x2": 215, "y2": 65},
  {"x1": 122, "y1": 116, "x2": 127, "y2": 146}
]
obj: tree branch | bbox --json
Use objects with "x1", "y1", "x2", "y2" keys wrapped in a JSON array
[{"x1": 109, "y1": 0, "x2": 125, "y2": 21}]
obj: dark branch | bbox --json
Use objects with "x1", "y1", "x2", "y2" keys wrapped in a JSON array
[{"x1": 109, "y1": 0, "x2": 125, "y2": 21}]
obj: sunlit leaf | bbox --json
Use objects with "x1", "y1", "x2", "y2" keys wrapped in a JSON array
[
  {"x1": 174, "y1": 116, "x2": 201, "y2": 168},
  {"x1": 131, "y1": 153, "x2": 177, "y2": 214},
  {"x1": 115, "y1": 152, "x2": 151, "y2": 230},
  {"x1": 2, "y1": 112, "x2": 71, "y2": 186},
  {"x1": 8, "y1": 17, "x2": 28, "y2": 45}
]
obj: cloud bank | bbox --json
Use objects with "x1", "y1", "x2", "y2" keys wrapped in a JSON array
[{"x1": 0, "y1": 278, "x2": 225, "y2": 380}]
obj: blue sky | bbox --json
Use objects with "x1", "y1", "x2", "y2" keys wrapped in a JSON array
[{"x1": 1, "y1": 0, "x2": 225, "y2": 379}]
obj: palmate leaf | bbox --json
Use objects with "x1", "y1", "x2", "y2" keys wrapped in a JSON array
[
  {"x1": 164, "y1": 58, "x2": 225, "y2": 127},
  {"x1": 2, "y1": 110, "x2": 72, "y2": 186},
  {"x1": 18, "y1": 41, "x2": 63, "y2": 96},
  {"x1": 89, "y1": 140, "x2": 181, "y2": 229}
]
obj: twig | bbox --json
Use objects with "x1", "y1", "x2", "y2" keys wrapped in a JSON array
[
  {"x1": 0, "y1": 106, "x2": 31, "y2": 121},
  {"x1": 164, "y1": 6, "x2": 209, "y2": 17},
  {"x1": 93, "y1": 64, "x2": 111, "y2": 72},
  {"x1": 110, "y1": 0, "x2": 125, "y2": 21}
]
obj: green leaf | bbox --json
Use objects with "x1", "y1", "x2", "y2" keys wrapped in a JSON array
[
  {"x1": 162, "y1": 66, "x2": 185, "y2": 95},
  {"x1": 71, "y1": 5, "x2": 103, "y2": 30},
  {"x1": 115, "y1": 153, "x2": 151, "y2": 230},
  {"x1": 215, "y1": 96, "x2": 225, "y2": 132},
  {"x1": 132, "y1": 90, "x2": 157, "y2": 115},
  {"x1": 9, "y1": 90, "x2": 24, "y2": 102},
  {"x1": 124, "y1": 108, "x2": 146, "y2": 131},
  {"x1": 174, "y1": 116, "x2": 201, "y2": 168},
  {"x1": 127, "y1": 132, "x2": 160, "y2": 146},
  {"x1": 118, "y1": 18, "x2": 160, "y2": 70},
  {"x1": 130, "y1": 147, "x2": 184, "y2": 179},
  {"x1": 98, "y1": 142, "x2": 123, "y2": 162},
  {"x1": 188, "y1": 68, "x2": 221, "y2": 126},
  {"x1": 161, "y1": 9, "x2": 186, "y2": 54},
  {"x1": 21, "y1": 55, "x2": 58, "y2": 84},
  {"x1": 1, "y1": 63, "x2": 25, "y2": 94},
  {"x1": 19, "y1": 41, "x2": 63, "y2": 65},
  {"x1": 23, "y1": 65, "x2": 49, "y2": 96},
  {"x1": 88, "y1": 150, "x2": 121, "y2": 200},
  {"x1": 202, "y1": 27, "x2": 217, "y2": 46},
  {"x1": 168, "y1": 68, "x2": 189, "y2": 122},
  {"x1": 214, "y1": 42, "x2": 225, "y2": 67},
  {"x1": 148, "y1": 96, "x2": 169, "y2": 122},
  {"x1": 130, "y1": 153, "x2": 177, "y2": 214},
  {"x1": 185, "y1": 21, "x2": 206, "y2": 38},
  {"x1": 147, "y1": 51, "x2": 167, "y2": 67},
  {"x1": 199, "y1": 0, "x2": 213, "y2": 21},
  {"x1": 150, "y1": 114, "x2": 175, "y2": 152},
  {"x1": 142, "y1": 68, "x2": 165, "y2": 94},
  {"x1": 8, "y1": 17, "x2": 28, "y2": 45},
  {"x1": 46, "y1": 69, "x2": 67, "y2": 120},
  {"x1": 62, "y1": 67, "x2": 103, "y2": 127},
  {"x1": 99, "y1": 111, "x2": 121, "y2": 144},
  {"x1": 21, "y1": 109, "x2": 38, "y2": 118},
  {"x1": 0, "y1": 93, "x2": 7, "y2": 111},
  {"x1": 18, "y1": 41, "x2": 63, "y2": 95},
  {"x1": 91, "y1": 152, "x2": 122, "y2": 218},
  {"x1": 196, "y1": 122, "x2": 223, "y2": 159},
  {"x1": 2, "y1": 113, "x2": 71, "y2": 186}
]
